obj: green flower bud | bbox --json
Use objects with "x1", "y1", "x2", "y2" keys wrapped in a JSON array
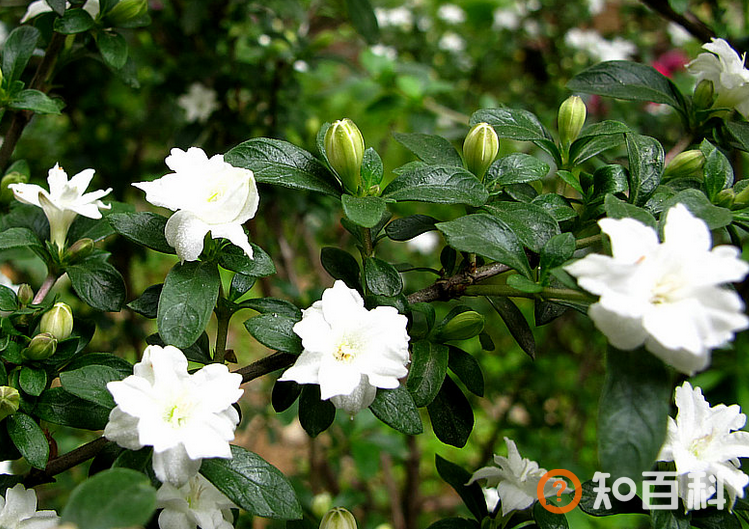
[
  {"x1": 0, "y1": 386, "x2": 20, "y2": 422},
  {"x1": 66, "y1": 238, "x2": 95, "y2": 262},
  {"x1": 715, "y1": 188, "x2": 735, "y2": 208},
  {"x1": 320, "y1": 508, "x2": 357, "y2": 529},
  {"x1": 463, "y1": 122, "x2": 499, "y2": 180},
  {"x1": 16, "y1": 284, "x2": 34, "y2": 306},
  {"x1": 311, "y1": 493, "x2": 333, "y2": 519},
  {"x1": 663, "y1": 150, "x2": 705, "y2": 179},
  {"x1": 39, "y1": 302, "x2": 74, "y2": 341},
  {"x1": 439, "y1": 310, "x2": 485, "y2": 341},
  {"x1": 0, "y1": 172, "x2": 28, "y2": 204},
  {"x1": 105, "y1": 0, "x2": 148, "y2": 25},
  {"x1": 558, "y1": 95, "x2": 587, "y2": 146},
  {"x1": 325, "y1": 119, "x2": 365, "y2": 194},
  {"x1": 693, "y1": 79, "x2": 715, "y2": 110},
  {"x1": 25, "y1": 332, "x2": 57, "y2": 361},
  {"x1": 734, "y1": 183, "x2": 749, "y2": 205}
]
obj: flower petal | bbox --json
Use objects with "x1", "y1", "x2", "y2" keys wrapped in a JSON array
[
  {"x1": 165, "y1": 210, "x2": 211, "y2": 262},
  {"x1": 152, "y1": 445, "x2": 201, "y2": 487}
]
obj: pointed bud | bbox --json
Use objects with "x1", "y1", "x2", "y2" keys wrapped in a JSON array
[
  {"x1": 439, "y1": 310, "x2": 485, "y2": 341},
  {"x1": 0, "y1": 172, "x2": 29, "y2": 204},
  {"x1": 39, "y1": 302, "x2": 74, "y2": 341},
  {"x1": 558, "y1": 95, "x2": 587, "y2": 146},
  {"x1": 66, "y1": 238, "x2": 94, "y2": 262},
  {"x1": 663, "y1": 150, "x2": 705, "y2": 179},
  {"x1": 16, "y1": 284, "x2": 33, "y2": 306},
  {"x1": 0, "y1": 387, "x2": 19, "y2": 422},
  {"x1": 735, "y1": 184, "x2": 749, "y2": 205},
  {"x1": 715, "y1": 189, "x2": 735, "y2": 208},
  {"x1": 324, "y1": 119, "x2": 365, "y2": 194},
  {"x1": 320, "y1": 508, "x2": 357, "y2": 529},
  {"x1": 463, "y1": 123, "x2": 499, "y2": 180},
  {"x1": 311, "y1": 493, "x2": 333, "y2": 519},
  {"x1": 25, "y1": 332, "x2": 57, "y2": 360},
  {"x1": 693, "y1": 79, "x2": 715, "y2": 110},
  {"x1": 105, "y1": 0, "x2": 148, "y2": 25}
]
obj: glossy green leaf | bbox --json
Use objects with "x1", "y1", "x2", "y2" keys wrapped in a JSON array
[
  {"x1": 320, "y1": 247, "x2": 360, "y2": 290},
  {"x1": 470, "y1": 107, "x2": 552, "y2": 141},
  {"x1": 626, "y1": 133, "x2": 663, "y2": 206},
  {"x1": 67, "y1": 256, "x2": 126, "y2": 312},
  {"x1": 483, "y1": 201, "x2": 560, "y2": 253},
  {"x1": 383, "y1": 165, "x2": 488, "y2": 206},
  {"x1": 6, "y1": 413, "x2": 48, "y2": 470},
  {"x1": 435, "y1": 455, "x2": 487, "y2": 521},
  {"x1": 447, "y1": 347, "x2": 483, "y2": 397},
  {"x1": 592, "y1": 164, "x2": 628, "y2": 198},
  {"x1": 531, "y1": 194, "x2": 577, "y2": 222},
  {"x1": 485, "y1": 153, "x2": 549, "y2": 189},
  {"x1": 364, "y1": 257, "x2": 402, "y2": 297},
  {"x1": 361, "y1": 147, "x2": 384, "y2": 189},
  {"x1": 19, "y1": 367, "x2": 47, "y2": 397},
  {"x1": 0, "y1": 287, "x2": 17, "y2": 312},
  {"x1": 108, "y1": 212, "x2": 174, "y2": 254},
  {"x1": 341, "y1": 194, "x2": 387, "y2": 228},
  {"x1": 385, "y1": 215, "x2": 437, "y2": 241},
  {"x1": 35, "y1": 387, "x2": 110, "y2": 430},
  {"x1": 239, "y1": 298, "x2": 301, "y2": 319},
  {"x1": 345, "y1": 0, "x2": 379, "y2": 44},
  {"x1": 0, "y1": 227, "x2": 43, "y2": 251},
  {"x1": 8, "y1": 90, "x2": 64, "y2": 114},
  {"x1": 700, "y1": 140, "x2": 733, "y2": 201},
  {"x1": 407, "y1": 341, "x2": 449, "y2": 407},
  {"x1": 569, "y1": 133, "x2": 626, "y2": 166},
  {"x1": 96, "y1": 30, "x2": 128, "y2": 69},
  {"x1": 60, "y1": 365, "x2": 125, "y2": 408},
  {"x1": 127, "y1": 284, "x2": 162, "y2": 319},
  {"x1": 393, "y1": 132, "x2": 463, "y2": 167},
  {"x1": 299, "y1": 385, "x2": 335, "y2": 437},
  {"x1": 604, "y1": 194, "x2": 656, "y2": 228},
  {"x1": 1, "y1": 27, "x2": 40, "y2": 84},
  {"x1": 533, "y1": 502, "x2": 569, "y2": 529},
  {"x1": 54, "y1": 8, "x2": 95, "y2": 33},
  {"x1": 62, "y1": 352, "x2": 133, "y2": 378},
  {"x1": 488, "y1": 296, "x2": 536, "y2": 359},
  {"x1": 661, "y1": 189, "x2": 733, "y2": 230},
  {"x1": 427, "y1": 376, "x2": 474, "y2": 448},
  {"x1": 218, "y1": 243, "x2": 276, "y2": 277},
  {"x1": 539, "y1": 233, "x2": 575, "y2": 285},
  {"x1": 271, "y1": 380, "x2": 302, "y2": 413},
  {"x1": 244, "y1": 313, "x2": 302, "y2": 354},
  {"x1": 370, "y1": 385, "x2": 423, "y2": 435}
]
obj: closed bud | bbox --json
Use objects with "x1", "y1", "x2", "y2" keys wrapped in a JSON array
[
  {"x1": 558, "y1": 95, "x2": 587, "y2": 146},
  {"x1": 715, "y1": 189, "x2": 735, "y2": 208},
  {"x1": 663, "y1": 150, "x2": 705, "y2": 179},
  {"x1": 16, "y1": 284, "x2": 33, "y2": 306},
  {"x1": 320, "y1": 508, "x2": 357, "y2": 529},
  {"x1": 693, "y1": 79, "x2": 715, "y2": 109},
  {"x1": 39, "y1": 302, "x2": 74, "y2": 340},
  {"x1": 734, "y1": 184, "x2": 749, "y2": 205},
  {"x1": 0, "y1": 387, "x2": 19, "y2": 422},
  {"x1": 463, "y1": 122, "x2": 499, "y2": 180},
  {"x1": 0, "y1": 172, "x2": 28, "y2": 204},
  {"x1": 324, "y1": 119, "x2": 365, "y2": 194},
  {"x1": 439, "y1": 310, "x2": 485, "y2": 341},
  {"x1": 25, "y1": 332, "x2": 57, "y2": 360},
  {"x1": 66, "y1": 238, "x2": 94, "y2": 262},
  {"x1": 311, "y1": 493, "x2": 333, "y2": 519},
  {"x1": 105, "y1": 0, "x2": 148, "y2": 25}
]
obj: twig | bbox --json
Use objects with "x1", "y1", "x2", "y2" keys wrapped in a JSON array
[
  {"x1": 233, "y1": 352, "x2": 297, "y2": 384},
  {"x1": 403, "y1": 436, "x2": 421, "y2": 529},
  {"x1": 32, "y1": 274, "x2": 59, "y2": 305},
  {"x1": 24, "y1": 437, "x2": 110, "y2": 487},
  {"x1": 638, "y1": 0, "x2": 716, "y2": 44},
  {"x1": 406, "y1": 262, "x2": 511, "y2": 304}
]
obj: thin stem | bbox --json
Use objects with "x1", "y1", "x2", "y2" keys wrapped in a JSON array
[
  {"x1": 24, "y1": 437, "x2": 110, "y2": 487},
  {"x1": 213, "y1": 283, "x2": 231, "y2": 364},
  {"x1": 464, "y1": 284, "x2": 594, "y2": 303},
  {"x1": 406, "y1": 262, "x2": 511, "y2": 304},
  {"x1": 233, "y1": 351, "x2": 297, "y2": 384},
  {"x1": 362, "y1": 227, "x2": 374, "y2": 257},
  {"x1": 32, "y1": 274, "x2": 58, "y2": 305},
  {"x1": 575, "y1": 234, "x2": 601, "y2": 250}
]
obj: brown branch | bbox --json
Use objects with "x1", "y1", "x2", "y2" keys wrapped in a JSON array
[
  {"x1": 382, "y1": 453, "x2": 407, "y2": 529},
  {"x1": 233, "y1": 351, "x2": 297, "y2": 384},
  {"x1": 24, "y1": 436, "x2": 110, "y2": 487},
  {"x1": 638, "y1": 0, "x2": 715, "y2": 43},
  {"x1": 402, "y1": 436, "x2": 421, "y2": 529},
  {"x1": 406, "y1": 262, "x2": 511, "y2": 304}
]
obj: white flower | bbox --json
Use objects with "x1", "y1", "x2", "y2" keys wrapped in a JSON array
[
  {"x1": 21, "y1": 0, "x2": 99, "y2": 23},
  {"x1": 688, "y1": 38, "x2": 749, "y2": 117},
  {"x1": 278, "y1": 280, "x2": 410, "y2": 415},
  {"x1": 564, "y1": 29, "x2": 637, "y2": 62},
  {"x1": 177, "y1": 83, "x2": 219, "y2": 124},
  {"x1": 467, "y1": 437, "x2": 563, "y2": 517},
  {"x1": 437, "y1": 4, "x2": 466, "y2": 24},
  {"x1": 406, "y1": 232, "x2": 439, "y2": 254},
  {"x1": 132, "y1": 147, "x2": 259, "y2": 262},
  {"x1": 658, "y1": 382, "x2": 749, "y2": 510},
  {"x1": 483, "y1": 487, "x2": 500, "y2": 513},
  {"x1": 565, "y1": 204, "x2": 749, "y2": 374},
  {"x1": 157, "y1": 474, "x2": 236, "y2": 529},
  {"x1": 0, "y1": 484, "x2": 59, "y2": 529},
  {"x1": 9, "y1": 164, "x2": 111, "y2": 250},
  {"x1": 104, "y1": 345, "x2": 243, "y2": 487}
]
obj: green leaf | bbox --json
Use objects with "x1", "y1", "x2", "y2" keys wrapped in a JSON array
[
  {"x1": 200, "y1": 445, "x2": 302, "y2": 519},
  {"x1": 240, "y1": 298, "x2": 301, "y2": 319},
  {"x1": 650, "y1": 509, "x2": 691, "y2": 529},
  {"x1": 533, "y1": 502, "x2": 569, "y2": 529},
  {"x1": 146, "y1": 332, "x2": 212, "y2": 365},
  {"x1": 485, "y1": 153, "x2": 549, "y2": 189},
  {"x1": 531, "y1": 194, "x2": 578, "y2": 222},
  {"x1": 244, "y1": 314, "x2": 302, "y2": 354},
  {"x1": 320, "y1": 247, "x2": 360, "y2": 290},
  {"x1": 229, "y1": 273, "x2": 255, "y2": 301},
  {"x1": 2, "y1": 27, "x2": 40, "y2": 84},
  {"x1": 225, "y1": 138, "x2": 340, "y2": 197},
  {"x1": 483, "y1": 201, "x2": 560, "y2": 253},
  {"x1": 341, "y1": 195, "x2": 387, "y2": 228},
  {"x1": 435, "y1": 455, "x2": 487, "y2": 521},
  {"x1": 345, "y1": 0, "x2": 379, "y2": 44},
  {"x1": 567, "y1": 61, "x2": 685, "y2": 109},
  {"x1": 604, "y1": 194, "x2": 656, "y2": 228},
  {"x1": 96, "y1": 30, "x2": 128, "y2": 69},
  {"x1": 407, "y1": 341, "x2": 449, "y2": 407},
  {"x1": 62, "y1": 352, "x2": 133, "y2": 378},
  {"x1": 272, "y1": 380, "x2": 302, "y2": 413},
  {"x1": 725, "y1": 121, "x2": 749, "y2": 153},
  {"x1": 219, "y1": 243, "x2": 276, "y2": 277},
  {"x1": 470, "y1": 107, "x2": 552, "y2": 141},
  {"x1": 363, "y1": 257, "x2": 402, "y2": 297},
  {"x1": 569, "y1": 134, "x2": 626, "y2": 166},
  {"x1": 691, "y1": 509, "x2": 741, "y2": 529},
  {"x1": 54, "y1": 8, "x2": 95, "y2": 33},
  {"x1": 361, "y1": 147, "x2": 384, "y2": 188},
  {"x1": 507, "y1": 274, "x2": 543, "y2": 293},
  {"x1": 578, "y1": 479, "x2": 644, "y2": 516},
  {"x1": 661, "y1": 189, "x2": 733, "y2": 230},
  {"x1": 626, "y1": 133, "x2": 663, "y2": 206},
  {"x1": 68, "y1": 201, "x2": 133, "y2": 243},
  {"x1": 61, "y1": 468, "x2": 157, "y2": 529},
  {"x1": 427, "y1": 376, "x2": 474, "y2": 448},
  {"x1": 19, "y1": 367, "x2": 47, "y2": 397},
  {"x1": 67, "y1": 256, "x2": 126, "y2": 312},
  {"x1": 393, "y1": 132, "x2": 463, "y2": 167},
  {"x1": 0, "y1": 286, "x2": 17, "y2": 312},
  {"x1": 427, "y1": 518, "x2": 480, "y2": 529},
  {"x1": 369, "y1": 385, "x2": 423, "y2": 435},
  {"x1": 385, "y1": 215, "x2": 437, "y2": 241},
  {"x1": 127, "y1": 284, "x2": 162, "y2": 319},
  {"x1": 8, "y1": 90, "x2": 64, "y2": 114},
  {"x1": 36, "y1": 387, "x2": 110, "y2": 430},
  {"x1": 6, "y1": 413, "x2": 48, "y2": 470},
  {"x1": 447, "y1": 347, "x2": 483, "y2": 397},
  {"x1": 699, "y1": 140, "x2": 733, "y2": 201},
  {"x1": 592, "y1": 165, "x2": 628, "y2": 199},
  {"x1": 436, "y1": 214, "x2": 532, "y2": 277},
  {"x1": 598, "y1": 347, "x2": 670, "y2": 482},
  {"x1": 0, "y1": 227, "x2": 43, "y2": 251},
  {"x1": 557, "y1": 170, "x2": 583, "y2": 194},
  {"x1": 383, "y1": 165, "x2": 488, "y2": 206},
  {"x1": 157, "y1": 261, "x2": 220, "y2": 348},
  {"x1": 47, "y1": 0, "x2": 67, "y2": 15},
  {"x1": 108, "y1": 212, "x2": 174, "y2": 254},
  {"x1": 59, "y1": 365, "x2": 125, "y2": 408},
  {"x1": 578, "y1": 120, "x2": 631, "y2": 138},
  {"x1": 299, "y1": 385, "x2": 335, "y2": 437},
  {"x1": 540, "y1": 233, "x2": 575, "y2": 285},
  {"x1": 487, "y1": 296, "x2": 535, "y2": 359}
]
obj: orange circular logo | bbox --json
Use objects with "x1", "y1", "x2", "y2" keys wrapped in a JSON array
[{"x1": 536, "y1": 469, "x2": 582, "y2": 514}]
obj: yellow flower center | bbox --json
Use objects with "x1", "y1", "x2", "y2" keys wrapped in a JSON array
[
  {"x1": 333, "y1": 340, "x2": 357, "y2": 363},
  {"x1": 689, "y1": 432, "x2": 714, "y2": 458}
]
